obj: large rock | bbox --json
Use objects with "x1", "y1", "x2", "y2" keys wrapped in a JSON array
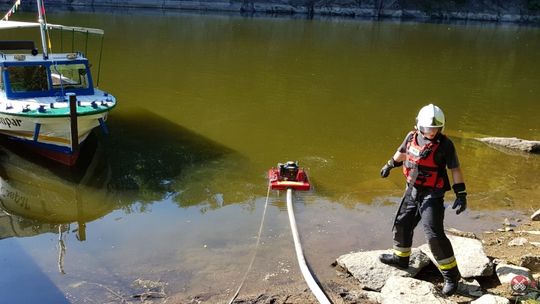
[
  {"x1": 380, "y1": 276, "x2": 456, "y2": 304},
  {"x1": 336, "y1": 249, "x2": 431, "y2": 291},
  {"x1": 476, "y1": 137, "x2": 540, "y2": 153},
  {"x1": 458, "y1": 278, "x2": 484, "y2": 297},
  {"x1": 495, "y1": 263, "x2": 531, "y2": 284},
  {"x1": 419, "y1": 235, "x2": 493, "y2": 278},
  {"x1": 470, "y1": 294, "x2": 510, "y2": 304}
]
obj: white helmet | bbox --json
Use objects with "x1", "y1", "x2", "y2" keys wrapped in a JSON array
[{"x1": 416, "y1": 104, "x2": 445, "y2": 132}]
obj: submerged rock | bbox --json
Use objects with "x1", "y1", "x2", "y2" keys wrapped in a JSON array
[
  {"x1": 532, "y1": 209, "x2": 540, "y2": 221},
  {"x1": 335, "y1": 249, "x2": 431, "y2": 291},
  {"x1": 380, "y1": 276, "x2": 455, "y2": 304},
  {"x1": 419, "y1": 235, "x2": 493, "y2": 278},
  {"x1": 476, "y1": 137, "x2": 540, "y2": 154}
]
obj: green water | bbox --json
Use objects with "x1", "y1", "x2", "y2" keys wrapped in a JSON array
[
  {"x1": 100, "y1": 12, "x2": 540, "y2": 209},
  {"x1": 0, "y1": 9, "x2": 539, "y2": 303}
]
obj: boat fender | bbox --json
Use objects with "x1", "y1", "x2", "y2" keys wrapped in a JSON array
[{"x1": 50, "y1": 102, "x2": 55, "y2": 109}]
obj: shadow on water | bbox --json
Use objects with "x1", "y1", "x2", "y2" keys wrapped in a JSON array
[
  {"x1": 0, "y1": 107, "x2": 238, "y2": 233},
  {"x1": 102, "y1": 107, "x2": 239, "y2": 206},
  {"x1": 0, "y1": 106, "x2": 237, "y2": 256}
]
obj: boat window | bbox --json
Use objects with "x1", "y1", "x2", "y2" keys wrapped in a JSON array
[
  {"x1": 7, "y1": 65, "x2": 49, "y2": 93},
  {"x1": 51, "y1": 63, "x2": 89, "y2": 90}
]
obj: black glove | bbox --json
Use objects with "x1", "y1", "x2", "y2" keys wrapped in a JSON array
[
  {"x1": 452, "y1": 183, "x2": 467, "y2": 215},
  {"x1": 380, "y1": 159, "x2": 403, "y2": 178}
]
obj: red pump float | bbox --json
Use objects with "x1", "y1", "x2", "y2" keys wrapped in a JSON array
[{"x1": 268, "y1": 161, "x2": 311, "y2": 191}]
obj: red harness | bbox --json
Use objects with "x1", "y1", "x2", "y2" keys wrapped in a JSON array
[{"x1": 402, "y1": 131, "x2": 446, "y2": 189}]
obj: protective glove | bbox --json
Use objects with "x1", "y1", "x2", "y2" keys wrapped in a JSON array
[
  {"x1": 380, "y1": 159, "x2": 403, "y2": 178},
  {"x1": 451, "y1": 183, "x2": 467, "y2": 215}
]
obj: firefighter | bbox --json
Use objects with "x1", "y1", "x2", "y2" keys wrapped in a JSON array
[{"x1": 379, "y1": 104, "x2": 467, "y2": 296}]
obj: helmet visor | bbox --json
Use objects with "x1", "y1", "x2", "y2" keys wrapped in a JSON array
[{"x1": 419, "y1": 126, "x2": 442, "y2": 134}]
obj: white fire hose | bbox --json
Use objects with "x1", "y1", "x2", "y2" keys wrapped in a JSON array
[{"x1": 286, "y1": 188, "x2": 332, "y2": 304}]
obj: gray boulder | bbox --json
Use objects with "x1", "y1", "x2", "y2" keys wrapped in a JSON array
[
  {"x1": 419, "y1": 235, "x2": 493, "y2": 278},
  {"x1": 458, "y1": 278, "x2": 484, "y2": 297},
  {"x1": 380, "y1": 276, "x2": 456, "y2": 304},
  {"x1": 476, "y1": 137, "x2": 540, "y2": 153},
  {"x1": 336, "y1": 249, "x2": 431, "y2": 291},
  {"x1": 520, "y1": 254, "x2": 540, "y2": 272},
  {"x1": 495, "y1": 263, "x2": 531, "y2": 284}
]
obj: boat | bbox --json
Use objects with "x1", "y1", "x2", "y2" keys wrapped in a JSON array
[{"x1": 0, "y1": 0, "x2": 116, "y2": 165}]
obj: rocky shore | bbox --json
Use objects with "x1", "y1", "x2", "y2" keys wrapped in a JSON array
[
  {"x1": 226, "y1": 214, "x2": 540, "y2": 304},
  {"x1": 2, "y1": 0, "x2": 540, "y2": 23}
]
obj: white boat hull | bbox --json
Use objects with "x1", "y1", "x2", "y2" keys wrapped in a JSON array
[{"x1": 0, "y1": 113, "x2": 107, "y2": 150}]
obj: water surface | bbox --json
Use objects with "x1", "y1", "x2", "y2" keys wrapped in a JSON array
[{"x1": 0, "y1": 9, "x2": 539, "y2": 303}]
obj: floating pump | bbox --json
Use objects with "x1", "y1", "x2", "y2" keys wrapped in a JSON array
[
  {"x1": 268, "y1": 161, "x2": 311, "y2": 191},
  {"x1": 229, "y1": 161, "x2": 331, "y2": 304},
  {"x1": 270, "y1": 161, "x2": 331, "y2": 304}
]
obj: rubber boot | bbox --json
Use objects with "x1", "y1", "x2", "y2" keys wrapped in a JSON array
[
  {"x1": 441, "y1": 267, "x2": 461, "y2": 296},
  {"x1": 379, "y1": 253, "x2": 409, "y2": 269}
]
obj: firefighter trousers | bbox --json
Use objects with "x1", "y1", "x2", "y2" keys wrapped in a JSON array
[{"x1": 392, "y1": 187, "x2": 455, "y2": 266}]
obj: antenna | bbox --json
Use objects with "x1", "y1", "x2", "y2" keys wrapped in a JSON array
[{"x1": 36, "y1": 0, "x2": 48, "y2": 59}]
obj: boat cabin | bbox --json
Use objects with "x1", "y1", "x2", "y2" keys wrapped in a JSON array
[{"x1": 0, "y1": 41, "x2": 94, "y2": 99}]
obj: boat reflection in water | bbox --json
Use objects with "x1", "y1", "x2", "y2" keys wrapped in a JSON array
[
  {"x1": 0, "y1": 108, "x2": 239, "y2": 275},
  {"x1": 0, "y1": 132, "x2": 115, "y2": 273}
]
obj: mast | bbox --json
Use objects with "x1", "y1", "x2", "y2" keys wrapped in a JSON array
[{"x1": 36, "y1": 0, "x2": 48, "y2": 59}]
